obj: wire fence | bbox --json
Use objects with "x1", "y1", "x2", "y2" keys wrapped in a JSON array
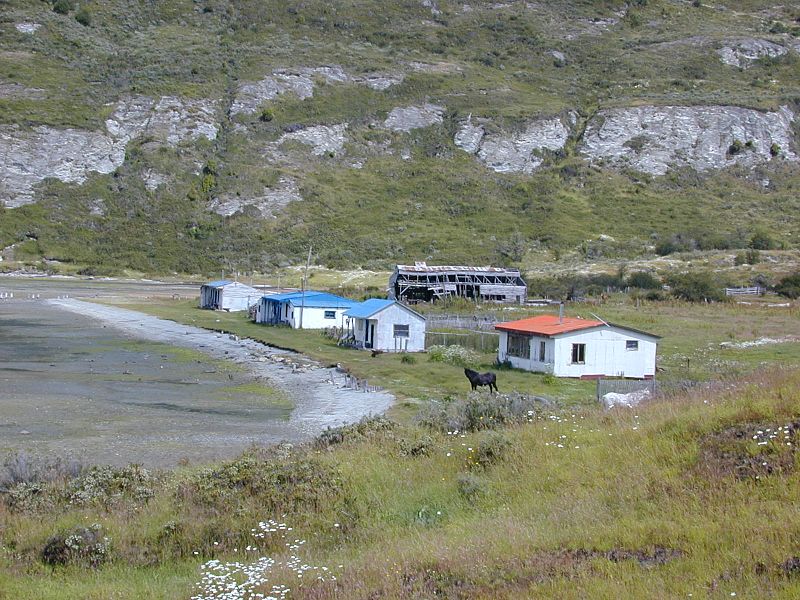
[{"x1": 425, "y1": 330, "x2": 499, "y2": 353}]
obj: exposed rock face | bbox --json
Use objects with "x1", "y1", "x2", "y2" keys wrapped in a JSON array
[
  {"x1": 1, "y1": 96, "x2": 218, "y2": 207},
  {"x1": 453, "y1": 117, "x2": 484, "y2": 154},
  {"x1": 717, "y1": 39, "x2": 787, "y2": 68},
  {"x1": 456, "y1": 116, "x2": 571, "y2": 173},
  {"x1": 231, "y1": 66, "x2": 401, "y2": 116},
  {"x1": 0, "y1": 82, "x2": 45, "y2": 99},
  {"x1": 579, "y1": 105, "x2": 797, "y2": 176},
  {"x1": 0, "y1": 125, "x2": 125, "y2": 208},
  {"x1": 277, "y1": 124, "x2": 348, "y2": 156},
  {"x1": 209, "y1": 177, "x2": 301, "y2": 218},
  {"x1": 15, "y1": 23, "x2": 41, "y2": 34},
  {"x1": 88, "y1": 198, "x2": 106, "y2": 216},
  {"x1": 384, "y1": 104, "x2": 444, "y2": 132},
  {"x1": 142, "y1": 169, "x2": 168, "y2": 192},
  {"x1": 106, "y1": 96, "x2": 218, "y2": 145}
]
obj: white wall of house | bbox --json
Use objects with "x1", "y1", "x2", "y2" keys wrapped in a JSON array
[
  {"x1": 350, "y1": 304, "x2": 426, "y2": 352},
  {"x1": 498, "y1": 327, "x2": 657, "y2": 378},
  {"x1": 286, "y1": 305, "x2": 350, "y2": 329},
  {"x1": 200, "y1": 283, "x2": 259, "y2": 312}
]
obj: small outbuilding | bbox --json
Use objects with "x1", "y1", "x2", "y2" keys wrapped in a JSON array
[
  {"x1": 254, "y1": 290, "x2": 356, "y2": 329},
  {"x1": 200, "y1": 280, "x2": 260, "y2": 312},
  {"x1": 343, "y1": 299, "x2": 426, "y2": 352},
  {"x1": 495, "y1": 314, "x2": 659, "y2": 379}
]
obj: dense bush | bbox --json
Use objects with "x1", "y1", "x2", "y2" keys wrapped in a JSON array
[
  {"x1": 666, "y1": 271, "x2": 726, "y2": 302},
  {"x1": 52, "y1": 0, "x2": 73, "y2": 15},
  {"x1": 626, "y1": 271, "x2": 661, "y2": 289},
  {"x1": 315, "y1": 415, "x2": 396, "y2": 448},
  {"x1": 457, "y1": 473, "x2": 487, "y2": 502},
  {"x1": 775, "y1": 273, "x2": 800, "y2": 299},
  {"x1": 41, "y1": 524, "x2": 111, "y2": 567},
  {"x1": 179, "y1": 451, "x2": 347, "y2": 514},
  {"x1": 66, "y1": 465, "x2": 155, "y2": 508},
  {"x1": 417, "y1": 392, "x2": 550, "y2": 433},
  {"x1": 470, "y1": 431, "x2": 512, "y2": 470},
  {"x1": 427, "y1": 345, "x2": 479, "y2": 368}
]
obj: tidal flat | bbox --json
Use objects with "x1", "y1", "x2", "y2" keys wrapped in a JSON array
[{"x1": 0, "y1": 299, "x2": 294, "y2": 467}]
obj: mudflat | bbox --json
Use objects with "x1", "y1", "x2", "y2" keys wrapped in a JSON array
[{"x1": 0, "y1": 279, "x2": 393, "y2": 467}]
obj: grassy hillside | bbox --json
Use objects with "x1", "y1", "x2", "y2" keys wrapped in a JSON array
[
  {"x1": 3, "y1": 368, "x2": 800, "y2": 598},
  {"x1": 1, "y1": 0, "x2": 799, "y2": 274}
]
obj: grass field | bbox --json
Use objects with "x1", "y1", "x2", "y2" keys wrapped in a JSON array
[{"x1": 3, "y1": 367, "x2": 800, "y2": 598}]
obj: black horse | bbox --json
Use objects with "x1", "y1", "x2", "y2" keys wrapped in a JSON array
[{"x1": 464, "y1": 368, "x2": 498, "y2": 394}]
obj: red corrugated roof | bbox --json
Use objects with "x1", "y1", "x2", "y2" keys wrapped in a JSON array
[{"x1": 495, "y1": 314, "x2": 604, "y2": 336}]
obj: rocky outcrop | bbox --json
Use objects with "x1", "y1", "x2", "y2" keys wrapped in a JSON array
[
  {"x1": 142, "y1": 169, "x2": 168, "y2": 192},
  {"x1": 209, "y1": 177, "x2": 301, "y2": 218},
  {"x1": 277, "y1": 124, "x2": 348, "y2": 156},
  {"x1": 455, "y1": 115, "x2": 571, "y2": 174},
  {"x1": 231, "y1": 66, "x2": 402, "y2": 116},
  {"x1": 717, "y1": 39, "x2": 787, "y2": 68},
  {"x1": 579, "y1": 105, "x2": 797, "y2": 176},
  {"x1": 384, "y1": 104, "x2": 444, "y2": 132},
  {"x1": 15, "y1": 23, "x2": 41, "y2": 34},
  {"x1": 453, "y1": 117, "x2": 484, "y2": 154},
  {"x1": 0, "y1": 125, "x2": 125, "y2": 208},
  {"x1": 106, "y1": 96, "x2": 218, "y2": 146},
  {"x1": 1, "y1": 96, "x2": 218, "y2": 207}
]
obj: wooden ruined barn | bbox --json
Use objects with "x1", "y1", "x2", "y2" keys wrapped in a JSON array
[{"x1": 389, "y1": 262, "x2": 527, "y2": 304}]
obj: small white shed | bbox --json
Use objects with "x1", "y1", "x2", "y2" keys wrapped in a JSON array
[
  {"x1": 344, "y1": 299, "x2": 426, "y2": 352},
  {"x1": 199, "y1": 280, "x2": 260, "y2": 312},
  {"x1": 496, "y1": 315, "x2": 659, "y2": 379}
]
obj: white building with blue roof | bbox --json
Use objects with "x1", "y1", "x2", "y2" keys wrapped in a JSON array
[
  {"x1": 200, "y1": 280, "x2": 261, "y2": 312},
  {"x1": 343, "y1": 299, "x2": 426, "y2": 352},
  {"x1": 255, "y1": 290, "x2": 357, "y2": 329}
]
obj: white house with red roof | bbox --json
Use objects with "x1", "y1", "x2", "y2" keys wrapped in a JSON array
[{"x1": 495, "y1": 314, "x2": 659, "y2": 379}]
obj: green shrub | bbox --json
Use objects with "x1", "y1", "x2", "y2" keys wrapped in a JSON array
[
  {"x1": 401, "y1": 353, "x2": 417, "y2": 364},
  {"x1": 40, "y1": 524, "x2": 111, "y2": 567},
  {"x1": 315, "y1": 415, "x2": 396, "y2": 448},
  {"x1": 667, "y1": 271, "x2": 726, "y2": 302},
  {"x1": 728, "y1": 139, "x2": 744, "y2": 155},
  {"x1": 259, "y1": 107, "x2": 275, "y2": 122},
  {"x1": 417, "y1": 392, "x2": 549, "y2": 433},
  {"x1": 398, "y1": 434, "x2": 434, "y2": 457},
  {"x1": 541, "y1": 373, "x2": 557, "y2": 385},
  {"x1": 52, "y1": 0, "x2": 73, "y2": 15},
  {"x1": 470, "y1": 431, "x2": 512, "y2": 470},
  {"x1": 180, "y1": 451, "x2": 347, "y2": 514},
  {"x1": 66, "y1": 464, "x2": 155, "y2": 508},
  {"x1": 770, "y1": 143, "x2": 781, "y2": 157},
  {"x1": 75, "y1": 7, "x2": 91, "y2": 25},
  {"x1": 627, "y1": 271, "x2": 661, "y2": 290},
  {"x1": 734, "y1": 249, "x2": 760, "y2": 265},
  {"x1": 749, "y1": 230, "x2": 776, "y2": 251},
  {"x1": 456, "y1": 473, "x2": 486, "y2": 502},
  {"x1": 775, "y1": 273, "x2": 800, "y2": 299},
  {"x1": 427, "y1": 345, "x2": 479, "y2": 368}
]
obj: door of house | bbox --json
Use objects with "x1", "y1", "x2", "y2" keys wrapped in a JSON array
[{"x1": 366, "y1": 322, "x2": 375, "y2": 348}]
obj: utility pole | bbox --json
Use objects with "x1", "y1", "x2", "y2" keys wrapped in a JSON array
[{"x1": 298, "y1": 245, "x2": 313, "y2": 330}]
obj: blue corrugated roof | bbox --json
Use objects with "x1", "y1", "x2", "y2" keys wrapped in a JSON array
[
  {"x1": 205, "y1": 280, "x2": 233, "y2": 287},
  {"x1": 261, "y1": 290, "x2": 325, "y2": 302},
  {"x1": 344, "y1": 298, "x2": 395, "y2": 319},
  {"x1": 289, "y1": 293, "x2": 358, "y2": 308}
]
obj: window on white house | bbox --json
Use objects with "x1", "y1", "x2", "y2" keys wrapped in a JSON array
[
  {"x1": 393, "y1": 324, "x2": 409, "y2": 338},
  {"x1": 324, "y1": 310, "x2": 336, "y2": 319},
  {"x1": 626, "y1": 340, "x2": 639, "y2": 351},
  {"x1": 507, "y1": 334, "x2": 530, "y2": 359},
  {"x1": 539, "y1": 340, "x2": 546, "y2": 362},
  {"x1": 571, "y1": 343, "x2": 586, "y2": 364}
]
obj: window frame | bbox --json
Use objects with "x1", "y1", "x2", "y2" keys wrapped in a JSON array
[
  {"x1": 393, "y1": 323, "x2": 410, "y2": 338},
  {"x1": 626, "y1": 340, "x2": 639, "y2": 351},
  {"x1": 539, "y1": 340, "x2": 546, "y2": 362},
  {"x1": 507, "y1": 333, "x2": 530, "y2": 359},
  {"x1": 571, "y1": 343, "x2": 586, "y2": 364},
  {"x1": 324, "y1": 310, "x2": 336, "y2": 319}
]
